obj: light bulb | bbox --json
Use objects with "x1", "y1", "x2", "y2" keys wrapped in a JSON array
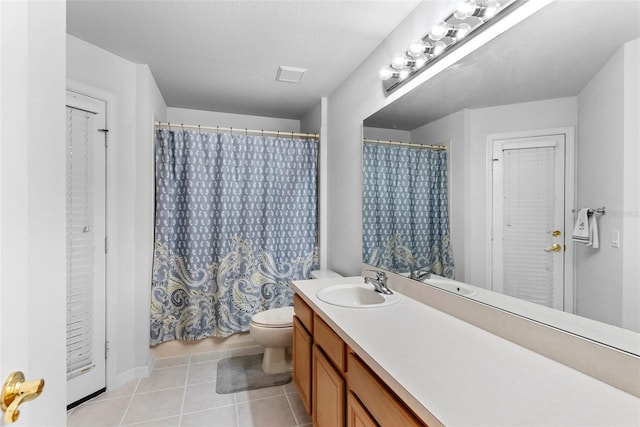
[
  {"x1": 432, "y1": 41, "x2": 446, "y2": 56},
  {"x1": 413, "y1": 55, "x2": 428, "y2": 69},
  {"x1": 407, "y1": 40, "x2": 427, "y2": 57},
  {"x1": 454, "y1": 1, "x2": 476, "y2": 19},
  {"x1": 391, "y1": 54, "x2": 408, "y2": 69},
  {"x1": 454, "y1": 23, "x2": 472, "y2": 40},
  {"x1": 398, "y1": 69, "x2": 411, "y2": 81},
  {"x1": 379, "y1": 67, "x2": 395, "y2": 81},
  {"x1": 483, "y1": 0, "x2": 500, "y2": 19},
  {"x1": 429, "y1": 22, "x2": 448, "y2": 41}
]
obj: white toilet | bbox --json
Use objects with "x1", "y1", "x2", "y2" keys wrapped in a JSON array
[{"x1": 249, "y1": 270, "x2": 342, "y2": 374}]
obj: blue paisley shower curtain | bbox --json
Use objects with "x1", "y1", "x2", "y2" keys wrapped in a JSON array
[
  {"x1": 362, "y1": 142, "x2": 454, "y2": 278},
  {"x1": 151, "y1": 129, "x2": 318, "y2": 345}
]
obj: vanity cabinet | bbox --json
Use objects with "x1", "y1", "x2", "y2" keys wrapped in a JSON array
[
  {"x1": 293, "y1": 292, "x2": 426, "y2": 427},
  {"x1": 347, "y1": 392, "x2": 378, "y2": 427},
  {"x1": 293, "y1": 294, "x2": 314, "y2": 415},
  {"x1": 313, "y1": 313, "x2": 347, "y2": 427},
  {"x1": 313, "y1": 345, "x2": 346, "y2": 426},
  {"x1": 347, "y1": 352, "x2": 423, "y2": 427}
]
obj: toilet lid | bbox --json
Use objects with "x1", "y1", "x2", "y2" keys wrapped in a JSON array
[{"x1": 251, "y1": 306, "x2": 294, "y2": 327}]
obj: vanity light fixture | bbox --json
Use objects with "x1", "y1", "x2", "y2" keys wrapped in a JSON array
[{"x1": 380, "y1": 0, "x2": 518, "y2": 92}]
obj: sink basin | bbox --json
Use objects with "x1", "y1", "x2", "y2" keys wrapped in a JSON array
[
  {"x1": 423, "y1": 277, "x2": 478, "y2": 297},
  {"x1": 316, "y1": 284, "x2": 400, "y2": 308}
]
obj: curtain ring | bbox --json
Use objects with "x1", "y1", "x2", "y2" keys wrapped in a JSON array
[
  {"x1": 198, "y1": 124, "x2": 201, "y2": 133},
  {"x1": 291, "y1": 131, "x2": 294, "y2": 139},
  {"x1": 168, "y1": 122, "x2": 172, "y2": 131},
  {"x1": 245, "y1": 128, "x2": 248, "y2": 137},
  {"x1": 230, "y1": 127, "x2": 233, "y2": 135},
  {"x1": 261, "y1": 129, "x2": 264, "y2": 137},
  {"x1": 181, "y1": 123, "x2": 184, "y2": 132},
  {"x1": 277, "y1": 131, "x2": 280, "y2": 138}
]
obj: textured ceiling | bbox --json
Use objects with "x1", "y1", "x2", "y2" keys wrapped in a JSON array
[
  {"x1": 67, "y1": 0, "x2": 422, "y2": 119},
  {"x1": 365, "y1": 1, "x2": 640, "y2": 130}
]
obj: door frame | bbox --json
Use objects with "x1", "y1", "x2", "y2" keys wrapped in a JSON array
[
  {"x1": 66, "y1": 80, "x2": 118, "y2": 390},
  {"x1": 485, "y1": 127, "x2": 576, "y2": 314}
]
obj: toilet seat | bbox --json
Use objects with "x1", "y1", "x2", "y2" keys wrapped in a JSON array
[{"x1": 250, "y1": 306, "x2": 293, "y2": 328}]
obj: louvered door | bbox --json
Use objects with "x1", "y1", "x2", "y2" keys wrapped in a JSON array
[
  {"x1": 492, "y1": 134, "x2": 565, "y2": 310},
  {"x1": 66, "y1": 91, "x2": 107, "y2": 405}
]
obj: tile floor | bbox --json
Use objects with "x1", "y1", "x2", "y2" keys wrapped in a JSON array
[{"x1": 67, "y1": 346, "x2": 311, "y2": 427}]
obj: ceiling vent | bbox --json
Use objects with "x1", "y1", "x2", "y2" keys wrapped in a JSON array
[{"x1": 276, "y1": 66, "x2": 307, "y2": 83}]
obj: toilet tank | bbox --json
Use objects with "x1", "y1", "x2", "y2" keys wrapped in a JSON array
[{"x1": 310, "y1": 270, "x2": 342, "y2": 279}]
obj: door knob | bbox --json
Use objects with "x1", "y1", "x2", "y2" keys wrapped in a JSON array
[
  {"x1": 544, "y1": 243, "x2": 562, "y2": 252},
  {"x1": 1, "y1": 371, "x2": 44, "y2": 423}
]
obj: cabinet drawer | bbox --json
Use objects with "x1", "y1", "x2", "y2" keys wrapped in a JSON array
[
  {"x1": 314, "y1": 314, "x2": 346, "y2": 372},
  {"x1": 294, "y1": 293, "x2": 313, "y2": 333},
  {"x1": 348, "y1": 352, "x2": 424, "y2": 427}
]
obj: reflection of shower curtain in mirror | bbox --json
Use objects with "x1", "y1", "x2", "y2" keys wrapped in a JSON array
[
  {"x1": 151, "y1": 129, "x2": 318, "y2": 345},
  {"x1": 362, "y1": 143, "x2": 454, "y2": 278}
]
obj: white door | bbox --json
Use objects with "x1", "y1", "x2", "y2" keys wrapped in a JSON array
[
  {"x1": 1, "y1": 1, "x2": 67, "y2": 425},
  {"x1": 65, "y1": 92, "x2": 107, "y2": 406},
  {"x1": 491, "y1": 134, "x2": 566, "y2": 309}
]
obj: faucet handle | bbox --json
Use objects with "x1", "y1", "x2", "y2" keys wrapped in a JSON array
[{"x1": 366, "y1": 269, "x2": 386, "y2": 280}]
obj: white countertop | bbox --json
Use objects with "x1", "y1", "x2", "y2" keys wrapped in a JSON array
[{"x1": 293, "y1": 276, "x2": 640, "y2": 426}]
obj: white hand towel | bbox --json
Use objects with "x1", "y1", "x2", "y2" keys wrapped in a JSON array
[
  {"x1": 587, "y1": 212, "x2": 599, "y2": 248},
  {"x1": 572, "y1": 208, "x2": 590, "y2": 243}
]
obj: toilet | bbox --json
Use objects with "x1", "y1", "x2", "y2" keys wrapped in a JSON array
[{"x1": 250, "y1": 269, "x2": 342, "y2": 374}]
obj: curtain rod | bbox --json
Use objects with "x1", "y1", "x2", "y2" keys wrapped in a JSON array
[
  {"x1": 155, "y1": 122, "x2": 319, "y2": 139},
  {"x1": 362, "y1": 138, "x2": 447, "y2": 151}
]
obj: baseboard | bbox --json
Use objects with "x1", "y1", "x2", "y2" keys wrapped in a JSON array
[
  {"x1": 108, "y1": 349, "x2": 155, "y2": 390},
  {"x1": 153, "y1": 332, "x2": 255, "y2": 358}
]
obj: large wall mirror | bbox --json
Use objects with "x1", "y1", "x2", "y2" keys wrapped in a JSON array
[{"x1": 363, "y1": 1, "x2": 640, "y2": 356}]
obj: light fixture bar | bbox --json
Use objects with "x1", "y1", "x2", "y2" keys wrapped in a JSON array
[{"x1": 380, "y1": 0, "x2": 521, "y2": 93}]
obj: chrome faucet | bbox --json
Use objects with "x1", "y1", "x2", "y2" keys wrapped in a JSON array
[
  {"x1": 410, "y1": 266, "x2": 432, "y2": 281},
  {"x1": 364, "y1": 270, "x2": 393, "y2": 295}
]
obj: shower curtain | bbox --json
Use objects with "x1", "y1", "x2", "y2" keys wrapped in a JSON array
[
  {"x1": 151, "y1": 129, "x2": 318, "y2": 345},
  {"x1": 362, "y1": 142, "x2": 454, "y2": 278}
]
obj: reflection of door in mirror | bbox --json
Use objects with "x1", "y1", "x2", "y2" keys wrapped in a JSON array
[
  {"x1": 362, "y1": 1, "x2": 640, "y2": 354},
  {"x1": 490, "y1": 133, "x2": 566, "y2": 311}
]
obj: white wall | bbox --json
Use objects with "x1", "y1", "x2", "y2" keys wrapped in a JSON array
[
  {"x1": 410, "y1": 110, "x2": 466, "y2": 280},
  {"x1": 576, "y1": 47, "x2": 624, "y2": 326},
  {"x1": 167, "y1": 107, "x2": 299, "y2": 133},
  {"x1": 67, "y1": 35, "x2": 167, "y2": 387},
  {"x1": 577, "y1": 38, "x2": 640, "y2": 331},
  {"x1": 324, "y1": 0, "x2": 538, "y2": 275},
  {"x1": 362, "y1": 127, "x2": 410, "y2": 142},
  {"x1": 134, "y1": 64, "x2": 168, "y2": 370},
  {"x1": 465, "y1": 97, "x2": 578, "y2": 287},
  {"x1": 300, "y1": 100, "x2": 322, "y2": 135},
  {"x1": 622, "y1": 38, "x2": 640, "y2": 333},
  {"x1": 326, "y1": 1, "x2": 456, "y2": 276}
]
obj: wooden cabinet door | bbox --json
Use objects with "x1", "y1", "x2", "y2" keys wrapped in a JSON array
[
  {"x1": 347, "y1": 352, "x2": 424, "y2": 427},
  {"x1": 293, "y1": 316, "x2": 313, "y2": 415},
  {"x1": 313, "y1": 346, "x2": 345, "y2": 427},
  {"x1": 347, "y1": 392, "x2": 378, "y2": 427}
]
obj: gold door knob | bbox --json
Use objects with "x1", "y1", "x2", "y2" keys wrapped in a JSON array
[
  {"x1": 552, "y1": 230, "x2": 562, "y2": 237},
  {"x1": 1, "y1": 371, "x2": 44, "y2": 423},
  {"x1": 544, "y1": 243, "x2": 562, "y2": 252}
]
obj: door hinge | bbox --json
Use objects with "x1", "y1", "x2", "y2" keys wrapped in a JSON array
[
  {"x1": 105, "y1": 235, "x2": 109, "y2": 254},
  {"x1": 98, "y1": 129, "x2": 109, "y2": 147},
  {"x1": 105, "y1": 341, "x2": 110, "y2": 359}
]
